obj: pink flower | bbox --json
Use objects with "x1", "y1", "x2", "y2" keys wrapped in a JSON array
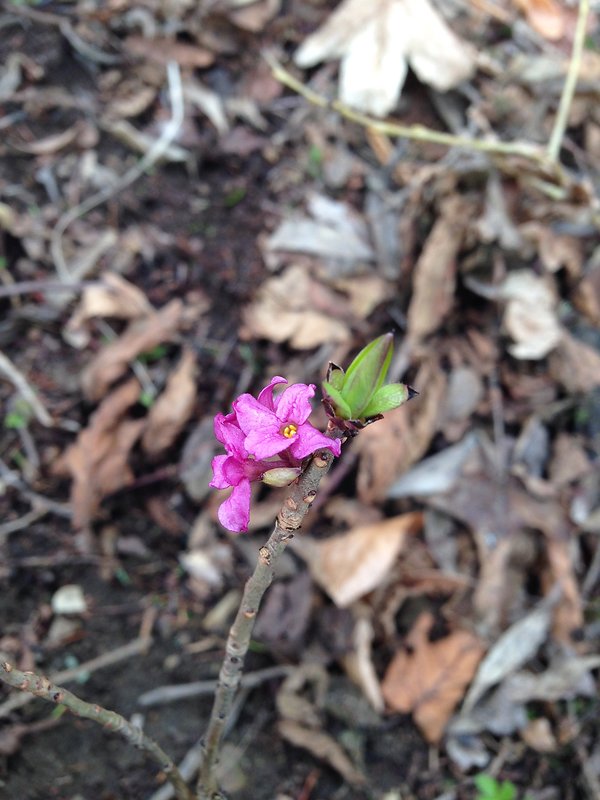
[
  {"x1": 234, "y1": 381, "x2": 341, "y2": 460},
  {"x1": 210, "y1": 378, "x2": 340, "y2": 533}
]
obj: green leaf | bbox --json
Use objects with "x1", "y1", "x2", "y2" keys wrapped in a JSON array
[
  {"x1": 360, "y1": 383, "x2": 410, "y2": 417},
  {"x1": 342, "y1": 333, "x2": 394, "y2": 416},
  {"x1": 327, "y1": 366, "x2": 346, "y2": 392},
  {"x1": 498, "y1": 783, "x2": 517, "y2": 800},
  {"x1": 322, "y1": 381, "x2": 352, "y2": 419},
  {"x1": 474, "y1": 774, "x2": 498, "y2": 798}
]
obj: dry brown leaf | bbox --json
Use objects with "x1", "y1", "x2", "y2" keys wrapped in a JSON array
[
  {"x1": 382, "y1": 612, "x2": 485, "y2": 743},
  {"x1": 407, "y1": 196, "x2": 470, "y2": 342},
  {"x1": 549, "y1": 331, "x2": 600, "y2": 392},
  {"x1": 81, "y1": 299, "x2": 183, "y2": 402},
  {"x1": 52, "y1": 379, "x2": 144, "y2": 529},
  {"x1": 355, "y1": 356, "x2": 447, "y2": 504},
  {"x1": 278, "y1": 719, "x2": 366, "y2": 786},
  {"x1": 295, "y1": 0, "x2": 475, "y2": 116},
  {"x1": 65, "y1": 273, "x2": 154, "y2": 348},
  {"x1": 142, "y1": 349, "x2": 198, "y2": 457},
  {"x1": 240, "y1": 265, "x2": 350, "y2": 349},
  {"x1": 520, "y1": 718, "x2": 558, "y2": 752},
  {"x1": 229, "y1": 0, "x2": 281, "y2": 32},
  {"x1": 512, "y1": 0, "x2": 567, "y2": 40},
  {"x1": 572, "y1": 260, "x2": 600, "y2": 326},
  {"x1": 125, "y1": 36, "x2": 214, "y2": 68},
  {"x1": 292, "y1": 512, "x2": 422, "y2": 607},
  {"x1": 544, "y1": 536, "x2": 583, "y2": 643},
  {"x1": 341, "y1": 617, "x2": 384, "y2": 712}
]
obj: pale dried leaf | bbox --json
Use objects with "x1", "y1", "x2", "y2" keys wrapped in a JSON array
[
  {"x1": 506, "y1": 655, "x2": 600, "y2": 703},
  {"x1": 512, "y1": 0, "x2": 567, "y2": 40},
  {"x1": 341, "y1": 617, "x2": 385, "y2": 713},
  {"x1": 382, "y1": 612, "x2": 485, "y2": 743},
  {"x1": 142, "y1": 349, "x2": 197, "y2": 457},
  {"x1": 52, "y1": 379, "x2": 144, "y2": 529},
  {"x1": 125, "y1": 36, "x2": 214, "y2": 68},
  {"x1": 65, "y1": 273, "x2": 153, "y2": 348},
  {"x1": 229, "y1": 0, "x2": 280, "y2": 32},
  {"x1": 356, "y1": 357, "x2": 446, "y2": 503},
  {"x1": 463, "y1": 600, "x2": 554, "y2": 712},
  {"x1": 295, "y1": 0, "x2": 474, "y2": 116},
  {"x1": 240, "y1": 265, "x2": 350, "y2": 349},
  {"x1": 292, "y1": 512, "x2": 422, "y2": 607},
  {"x1": 520, "y1": 718, "x2": 557, "y2": 752},
  {"x1": 501, "y1": 271, "x2": 561, "y2": 360},
  {"x1": 81, "y1": 299, "x2": 184, "y2": 402},
  {"x1": 278, "y1": 720, "x2": 366, "y2": 786}
]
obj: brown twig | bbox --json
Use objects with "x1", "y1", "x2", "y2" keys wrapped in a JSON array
[
  {"x1": 0, "y1": 636, "x2": 151, "y2": 719},
  {"x1": 0, "y1": 661, "x2": 194, "y2": 800},
  {"x1": 197, "y1": 447, "x2": 336, "y2": 800}
]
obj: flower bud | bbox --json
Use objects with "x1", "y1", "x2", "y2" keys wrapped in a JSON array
[{"x1": 261, "y1": 467, "x2": 302, "y2": 487}]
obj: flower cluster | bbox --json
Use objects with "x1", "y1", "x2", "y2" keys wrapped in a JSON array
[{"x1": 210, "y1": 377, "x2": 341, "y2": 533}]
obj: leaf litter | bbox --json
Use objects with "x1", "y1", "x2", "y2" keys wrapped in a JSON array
[{"x1": 1, "y1": 0, "x2": 600, "y2": 796}]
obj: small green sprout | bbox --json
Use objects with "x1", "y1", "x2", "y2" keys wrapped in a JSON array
[{"x1": 474, "y1": 774, "x2": 517, "y2": 800}]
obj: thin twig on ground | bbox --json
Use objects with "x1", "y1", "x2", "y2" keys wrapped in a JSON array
[
  {"x1": 138, "y1": 664, "x2": 293, "y2": 707},
  {"x1": 547, "y1": 0, "x2": 591, "y2": 163},
  {"x1": 0, "y1": 350, "x2": 53, "y2": 427},
  {"x1": 197, "y1": 447, "x2": 337, "y2": 800},
  {"x1": 50, "y1": 60, "x2": 185, "y2": 281},
  {"x1": 0, "y1": 661, "x2": 194, "y2": 800}
]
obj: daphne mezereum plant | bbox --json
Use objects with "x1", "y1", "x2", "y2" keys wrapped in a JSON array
[{"x1": 0, "y1": 334, "x2": 415, "y2": 800}]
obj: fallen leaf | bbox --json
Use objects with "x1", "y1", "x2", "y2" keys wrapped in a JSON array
[
  {"x1": 549, "y1": 331, "x2": 600, "y2": 392},
  {"x1": 229, "y1": 0, "x2": 281, "y2": 32},
  {"x1": 81, "y1": 299, "x2": 184, "y2": 402},
  {"x1": 506, "y1": 655, "x2": 600, "y2": 703},
  {"x1": 341, "y1": 616, "x2": 385, "y2": 713},
  {"x1": 407, "y1": 196, "x2": 471, "y2": 342},
  {"x1": 382, "y1": 612, "x2": 485, "y2": 743},
  {"x1": 501, "y1": 271, "x2": 562, "y2": 360},
  {"x1": 65, "y1": 273, "x2": 154, "y2": 349},
  {"x1": 520, "y1": 718, "x2": 557, "y2": 752},
  {"x1": 292, "y1": 512, "x2": 422, "y2": 607},
  {"x1": 52, "y1": 379, "x2": 145, "y2": 529},
  {"x1": 295, "y1": 0, "x2": 475, "y2": 116},
  {"x1": 462, "y1": 599, "x2": 554, "y2": 712},
  {"x1": 240, "y1": 264, "x2": 350, "y2": 349},
  {"x1": 125, "y1": 36, "x2": 214, "y2": 68},
  {"x1": 356, "y1": 356, "x2": 446, "y2": 503},
  {"x1": 278, "y1": 719, "x2": 366, "y2": 786},
  {"x1": 512, "y1": 0, "x2": 567, "y2": 41},
  {"x1": 142, "y1": 349, "x2": 197, "y2": 457}
]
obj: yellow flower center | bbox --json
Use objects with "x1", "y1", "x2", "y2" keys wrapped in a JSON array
[{"x1": 281, "y1": 423, "x2": 298, "y2": 438}]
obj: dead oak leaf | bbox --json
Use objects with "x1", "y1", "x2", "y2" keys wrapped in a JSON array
[
  {"x1": 382, "y1": 612, "x2": 485, "y2": 743},
  {"x1": 295, "y1": 0, "x2": 475, "y2": 116},
  {"x1": 81, "y1": 299, "x2": 183, "y2": 402},
  {"x1": 52, "y1": 378, "x2": 145, "y2": 529},
  {"x1": 142, "y1": 348, "x2": 198, "y2": 457}
]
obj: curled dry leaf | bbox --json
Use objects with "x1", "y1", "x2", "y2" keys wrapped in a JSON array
[
  {"x1": 125, "y1": 36, "x2": 214, "y2": 68},
  {"x1": 142, "y1": 349, "x2": 198, "y2": 457},
  {"x1": 501, "y1": 270, "x2": 561, "y2": 360},
  {"x1": 462, "y1": 599, "x2": 554, "y2": 712},
  {"x1": 512, "y1": 0, "x2": 568, "y2": 41},
  {"x1": 295, "y1": 0, "x2": 475, "y2": 116},
  {"x1": 356, "y1": 356, "x2": 447, "y2": 504},
  {"x1": 81, "y1": 299, "x2": 184, "y2": 402},
  {"x1": 407, "y1": 196, "x2": 471, "y2": 342},
  {"x1": 278, "y1": 719, "x2": 366, "y2": 786},
  {"x1": 65, "y1": 273, "x2": 154, "y2": 349},
  {"x1": 549, "y1": 330, "x2": 600, "y2": 392},
  {"x1": 291, "y1": 512, "x2": 422, "y2": 607},
  {"x1": 240, "y1": 264, "x2": 350, "y2": 349},
  {"x1": 382, "y1": 612, "x2": 485, "y2": 743},
  {"x1": 52, "y1": 379, "x2": 145, "y2": 529}
]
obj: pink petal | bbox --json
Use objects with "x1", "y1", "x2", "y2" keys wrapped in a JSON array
[
  {"x1": 276, "y1": 383, "x2": 315, "y2": 425},
  {"x1": 257, "y1": 376, "x2": 287, "y2": 411},
  {"x1": 209, "y1": 455, "x2": 230, "y2": 489},
  {"x1": 234, "y1": 393, "x2": 280, "y2": 435},
  {"x1": 217, "y1": 479, "x2": 251, "y2": 533},
  {"x1": 244, "y1": 427, "x2": 291, "y2": 460},
  {"x1": 214, "y1": 412, "x2": 246, "y2": 457},
  {"x1": 289, "y1": 423, "x2": 341, "y2": 459}
]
